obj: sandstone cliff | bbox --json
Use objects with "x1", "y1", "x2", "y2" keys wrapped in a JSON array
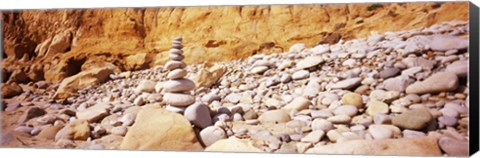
[{"x1": 1, "y1": 2, "x2": 469, "y2": 83}]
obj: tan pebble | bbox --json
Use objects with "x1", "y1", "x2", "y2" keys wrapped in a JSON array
[{"x1": 454, "y1": 93, "x2": 466, "y2": 99}]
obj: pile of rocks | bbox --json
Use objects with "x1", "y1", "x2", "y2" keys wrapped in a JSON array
[{"x1": 163, "y1": 37, "x2": 196, "y2": 113}]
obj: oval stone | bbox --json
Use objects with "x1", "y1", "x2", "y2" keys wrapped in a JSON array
[
  {"x1": 164, "y1": 93, "x2": 195, "y2": 107},
  {"x1": 165, "y1": 61, "x2": 186, "y2": 70},
  {"x1": 184, "y1": 102, "x2": 212, "y2": 128},
  {"x1": 163, "y1": 79, "x2": 195, "y2": 92},
  {"x1": 170, "y1": 53, "x2": 185, "y2": 61},
  {"x1": 167, "y1": 69, "x2": 187, "y2": 80},
  {"x1": 169, "y1": 48, "x2": 183, "y2": 55},
  {"x1": 296, "y1": 56, "x2": 324, "y2": 69}
]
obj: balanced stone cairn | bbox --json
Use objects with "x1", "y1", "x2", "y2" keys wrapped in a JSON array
[{"x1": 163, "y1": 37, "x2": 196, "y2": 113}]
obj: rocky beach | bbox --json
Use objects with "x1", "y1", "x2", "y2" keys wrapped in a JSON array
[{"x1": 1, "y1": 2, "x2": 471, "y2": 157}]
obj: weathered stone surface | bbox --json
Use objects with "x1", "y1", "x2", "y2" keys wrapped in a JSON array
[
  {"x1": 119, "y1": 107, "x2": 203, "y2": 150},
  {"x1": 296, "y1": 56, "x2": 324, "y2": 69},
  {"x1": 125, "y1": 53, "x2": 147, "y2": 70},
  {"x1": 2, "y1": 83, "x2": 23, "y2": 98},
  {"x1": 406, "y1": 72, "x2": 458, "y2": 94},
  {"x1": 341, "y1": 92, "x2": 363, "y2": 108},
  {"x1": 251, "y1": 66, "x2": 269, "y2": 74},
  {"x1": 438, "y1": 136, "x2": 469, "y2": 156},
  {"x1": 37, "y1": 125, "x2": 65, "y2": 140},
  {"x1": 301, "y1": 130, "x2": 325, "y2": 143},
  {"x1": 258, "y1": 109, "x2": 291, "y2": 124},
  {"x1": 383, "y1": 76, "x2": 414, "y2": 92},
  {"x1": 184, "y1": 102, "x2": 212, "y2": 128},
  {"x1": 163, "y1": 79, "x2": 196, "y2": 92},
  {"x1": 19, "y1": 107, "x2": 46, "y2": 123},
  {"x1": 76, "y1": 103, "x2": 110, "y2": 123},
  {"x1": 368, "y1": 125, "x2": 393, "y2": 140},
  {"x1": 199, "y1": 126, "x2": 226, "y2": 147},
  {"x1": 392, "y1": 109, "x2": 433, "y2": 130},
  {"x1": 2, "y1": 4, "x2": 468, "y2": 72},
  {"x1": 193, "y1": 63, "x2": 227, "y2": 89},
  {"x1": 46, "y1": 30, "x2": 72, "y2": 55},
  {"x1": 283, "y1": 97, "x2": 311, "y2": 111},
  {"x1": 165, "y1": 61, "x2": 186, "y2": 70},
  {"x1": 369, "y1": 90, "x2": 400, "y2": 103},
  {"x1": 445, "y1": 60, "x2": 468, "y2": 77},
  {"x1": 292, "y1": 70, "x2": 310, "y2": 80},
  {"x1": 205, "y1": 137, "x2": 262, "y2": 152},
  {"x1": 54, "y1": 66, "x2": 115, "y2": 99},
  {"x1": 306, "y1": 137, "x2": 442, "y2": 156},
  {"x1": 55, "y1": 119, "x2": 91, "y2": 141},
  {"x1": 366, "y1": 100, "x2": 389, "y2": 116},
  {"x1": 167, "y1": 69, "x2": 188, "y2": 79},
  {"x1": 427, "y1": 34, "x2": 469, "y2": 51},
  {"x1": 164, "y1": 93, "x2": 195, "y2": 107},
  {"x1": 8, "y1": 70, "x2": 29, "y2": 83},
  {"x1": 135, "y1": 80, "x2": 156, "y2": 93},
  {"x1": 330, "y1": 78, "x2": 362, "y2": 90},
  {"x1": 289, "y1": 43, "x2": 306, "y2": 53}
]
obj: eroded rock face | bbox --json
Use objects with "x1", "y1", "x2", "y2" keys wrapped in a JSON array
[
  {"x1": 1, "y1": 3, "x2": 469, "y2": 84},
  {"x1": 2, "y1": 83, "x2": 23, "y2": 98}
]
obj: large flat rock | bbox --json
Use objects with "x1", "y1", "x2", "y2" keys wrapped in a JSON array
[{"x1": 306, "y1": 136, "x2": 442, "y2": 156}]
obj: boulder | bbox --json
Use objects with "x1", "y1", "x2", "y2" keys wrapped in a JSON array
[
  {"x1": 28, "y1": 64, "x2": 45, "y2": 82},
  {"x1": 445, "y1": 60, "x2": 468, "y2": 77},
  {"x1": 205, "y1": 137, "x2": 263, "y2": 152},
  {"x1": 53, "y1": 66, "x2": 115, "y2": 99},
  {"x1": 37, "y1": 125, "x2": 65, "y2": 140},
  {"x1": 18, "y1": 107, "x2": 46, "y2": 123},
  {"x1": 305, "y1": 137, "x2": 441, "y2": 156},
  {"x1": 2, "y1": 83, "x2": 23, "y2": 98},
  {"x1": 392, "y1": 109, "x2": 433, "y2": 130},
  {"x1": 119, "y1": 107, "x2": 203, "y2": 150},
  {"x1": 282, "y1": 97, "x2": 311, "y2": 112},
  {"x1": 341, "y1": 92, "x2": 363, "y2": 108},
  {"x1": 43, "y1": 60, "x2": 75, "y2": 83},
  {"x1": 135, "y1": 80, "x2": 156, "y2": 93},
  {"x1": 296, "y1": 56, "x2": 324, "y2": 69},
  {"x1": 438, "y1": 136, "x2": 469, "y2": 156},
  {"x1": 76, "y1": 103, "x2": 110, "y2": 123},
  {"x1": 406, "y1": 72, "x2": 458, "y2": 94},
  {"x1": 163, "y1": 79, "x2": 196, "y2": 93},
  {"x1": 46, "y1": 30, "x2": 72, "y2": 55},
  {"x1": 258, "y1": 109, "x2": 291, "y2": 124},
  {"x1": 194, "y1": 63, "x2": 228, "y2": 89},
  {"x1": 8, "y1": 70, "x2": 29, "y2": 83},
  {"x1": 330, "y1": 78, "x2": 362, "y2": 90},
  {"x1": 428, "y1": 34, "x2": 469, "y2": 51},
  {"x1": 199, "y1": 126, "x2": 226, "y2": 147},
  {"x1": 55, "y1": 119, "x2": 91, "y2": 141},
  {"x1": 125, "y1": 53, "x2": 148, "y2": 71},
  {"x1": 163, "y1": 93, "x2": 195, "y2": 107},
  {"x1": 184, "y1": 102, "x2": 212, "y2": 128}
]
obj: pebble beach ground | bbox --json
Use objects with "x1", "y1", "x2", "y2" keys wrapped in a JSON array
[{"x1": 1, "y1": 20, "x2": 470, "y2": 156}]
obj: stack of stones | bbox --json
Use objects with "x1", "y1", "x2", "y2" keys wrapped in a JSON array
[{"x1": 163, "y1": 37, "x2": 196, "y2": 113}]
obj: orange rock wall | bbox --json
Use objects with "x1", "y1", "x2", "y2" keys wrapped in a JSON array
[{"x1": 1, "y1": 2, "x2": 469, "y2": 83}]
